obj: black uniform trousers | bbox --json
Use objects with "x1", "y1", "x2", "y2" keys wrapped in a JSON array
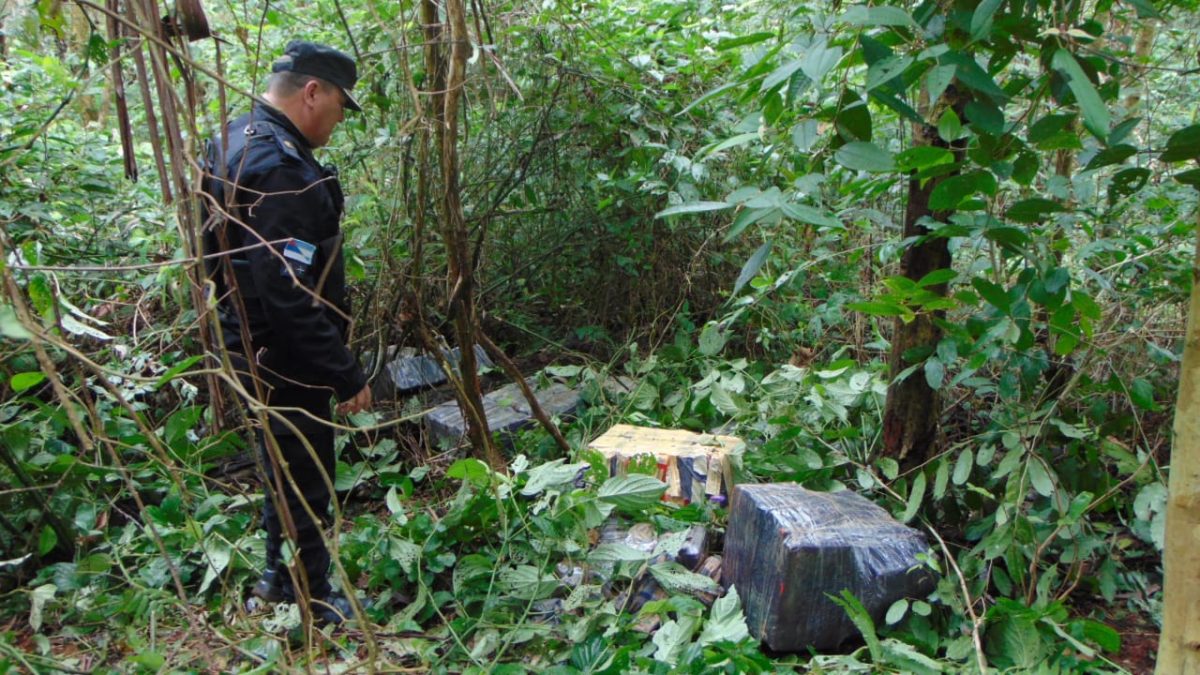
[{"x1": 233, "y1": 353, "x2": 336, "y2": 600}]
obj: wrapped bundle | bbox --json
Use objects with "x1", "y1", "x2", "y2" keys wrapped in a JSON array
[{"x1": 588, "y1": 424, "x2": 742, "y2": 504}]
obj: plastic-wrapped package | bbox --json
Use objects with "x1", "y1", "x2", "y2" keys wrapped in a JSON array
[
  {"x1": 695, "y1": 555, "x2": 724, "y2": 606},
  {"x1": 677, "y1": 524, "x2": 708, "y2": 570},
  {"x1": 379, "y1": 345, "x2": 493, "y2": 393},
  {"x1": 426, "y1": 378, "x2": 580, "y2": 445},
  {"x1": 722, "y1": 483, "x2": 936, "y2": 652}
]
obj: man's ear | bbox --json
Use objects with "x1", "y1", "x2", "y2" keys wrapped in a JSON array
[{"x1": 302, "y1": 79, "x2": 322, "y2": 106}]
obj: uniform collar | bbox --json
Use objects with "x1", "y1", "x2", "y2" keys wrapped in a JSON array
[{"x1": 251, "y1": 100, "x2": 315, "y2": 152}]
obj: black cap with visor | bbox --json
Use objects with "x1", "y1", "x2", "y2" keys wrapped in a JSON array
[{"x1": 271, "y1": 40, "x2": 362, "y2": 112}]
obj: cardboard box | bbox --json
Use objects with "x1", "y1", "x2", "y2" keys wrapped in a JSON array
[{"x1": 588, "y1": 424, "x2": 742, "y2": 504}]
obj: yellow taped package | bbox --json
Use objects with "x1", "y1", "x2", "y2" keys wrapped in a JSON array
[{"x1": 588, "y1": 424, "x2": 743, "y2": 505}]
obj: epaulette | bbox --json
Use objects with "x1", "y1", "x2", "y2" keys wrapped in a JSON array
[{"x1": 242, "y1": 120, "x2": 304, "y2": 164}]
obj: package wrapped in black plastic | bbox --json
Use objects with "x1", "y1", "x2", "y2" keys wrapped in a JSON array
[{"x1": 722, "y1": 483, "x2": 936, "y2": 652}]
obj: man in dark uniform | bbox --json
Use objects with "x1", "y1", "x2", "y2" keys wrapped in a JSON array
[{"x1": 200, "y1": 41, "x2": 371, "y2": 624}]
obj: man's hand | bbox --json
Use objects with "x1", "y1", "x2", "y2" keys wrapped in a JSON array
[{"x1": 336, "y1": 384, "x2": 373, "y2": 416}]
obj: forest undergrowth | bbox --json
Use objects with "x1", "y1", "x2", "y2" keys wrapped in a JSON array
[{"x1": 2, "y1": 0, "x2": 1197, "y2": 672}]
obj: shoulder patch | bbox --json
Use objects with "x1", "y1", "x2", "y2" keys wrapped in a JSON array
[
  {"x1": 283, "y1": 238, "x2": 317, "y2": 265},
  {"x1": 274, "y1": 135, "x2": 304, "y2": 162}
]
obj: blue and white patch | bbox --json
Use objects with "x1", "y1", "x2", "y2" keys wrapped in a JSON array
[
  {"x1": 282, "y1": 238, "x2": 316, "y2": 277},
  {"x1": 284, "y1": 238, "x2": 316, "y2": 265}
]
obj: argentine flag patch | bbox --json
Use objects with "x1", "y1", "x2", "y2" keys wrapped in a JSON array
[{"x1": 282, "y1": 238, "x2": 316, "y2": 277}]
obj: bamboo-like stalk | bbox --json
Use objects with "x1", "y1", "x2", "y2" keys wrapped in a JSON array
[
  {"x1": 105, "y1": 0, "x2": 137, "y2": 180},
  {"x1": 421, "y1": 0, "x2": 503, "y2": 470},
  {"x1": 124, "y1": 0, "x2": 225, "y2": 426},
  {"x1": 1156, "y1": 206, "x2": 1200, "y2": 674},
  {"x1": 128, "y1": 31, "x2": 172, "y2": 201}
]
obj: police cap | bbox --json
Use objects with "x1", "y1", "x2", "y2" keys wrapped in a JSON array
[{"x1": 272, "y1": 40, "x2": 362, "y2": 112}]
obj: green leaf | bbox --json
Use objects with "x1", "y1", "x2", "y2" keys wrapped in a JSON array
[
  {"x1": 763, "y1": 59, "x2": 805, "y2": 92},
  {"x1": 655, "y1": 201, "x2": 731, "y2": 218},
  {"x1": 801, "y1": 42, "x2": 843, "y2": 82},
  {"x1": 970, "y1": 0, "x2": 1003, "y2": 41},
  {"x1": 698, "y1": 322, "x2": 726, "y2": 356},
  {"x1": 925, "y1": 64, "x2": 956, "y2": 105},
  {"x1": 733, "y1": 241, "x2": 772, "y2": 295},
  {"x1": 1084, "y1": 144, "x2": 1136, "y2": 171},
  {"x1": 1130, "y1": 378, "x2": 1156, "y2": 410},
  {"x1": 446, "y1": 458, "x2": 492, "y2": 486},
  {"x1": 1124, "y1": 0, "x2": 1160, "y2": 18},
  {"x1": 843, "y1": 5, "x2": 916, "y2": 27},
  {"x1": 0, "y1": 304, "x2": 33, "y2": 340},
  {"x1": 521, "y1": 459, "x2": 589, "y2": 496},
  {"x1": 653, "y1": 616, "x2": 699, "y2": 666},
  {"x1": 651, "y1": 561, "x2": 722, "y2": 596},
  {"x1": 928, "y1": 176, "x2": 971, "y2": 211},
  {"x1": 1081, "y1": 619, "x2": 1121, "y2": 653},
  {"x1": 1072, "y1": 292, "x2": 1101, "y2": 320},
  {"x1": 38, "y1": 526, "x2": 57, "y2": 556},
  {"x1": 1109, "y1": 167, "x2": 1150, "y2": 201},
  {"x1": 1006, "y1": 198, "x2": 1065, "y2": 223},
  {"x1": 937, "y1": 108, "x2": 962, "y2": 142},
  {"x1": 1161, "y1": 124, "x2": 1200, "y2": 162},
  {"x1": 885, "y1": 598, "x2": 909, "y2": 625},
  {"x1": 830, "y1": 590, "x2": 882, "y2": 661},
  {"x1": 1173, "y1": 169, "x2": 1200, "y2": 188},
  {"x1": 1028, "y1": 459, "x2": 1054, "y2": 497},
  {"x1": 1013, "y1": 152, "x2": 1038, "y2": 185},
  {"x1": 699, "y1": 586, "x2": 751, "y2": 645},
  {"x1": 987, "y1": 616, "x2": 1045, "y2": 669},
  {"x1": 933, "y1": 458, "x2": 950, "y2": 499},
  {"x1": 1051, "y1": 50, "x2": 1110, "y2": 138},
  {"x1": 924, "y1": 358, "x2": 945, "y2": 390},
  {"x1": 972, "y1": 278, "x2": 1011, "y2": 312},
  {"x1": 942, "y1": 51, "x2": 1008, "y2": 102},
  {"x1": 781, "y1": 202, "x2": 841, "y2": 229},
  {"x1": 916, "y1": 268, "x2": 956, "y2": 288},
  {"x1": 497, "y1": 565, "x2": 559, "y2": 601},
  {"x1": 902, "y1": 472, "x2": 926, "y2": 523},
  {"x1": 1109, "y1": 117, "x2": 1141, "y2": 146},
  {"x1": 724, "y1": 207, "x2": 776, "y2": 243},
  {"x1": 716, "y1": 32, "x2": 775, "y2": 51},
  {"x1": 848, "y1": 300, "x2": 910, "y2": 318},
  {"x1": 152, "y1": 354, "x2": 204, "y2": 389},
  {"x1": 701, "y1": 132, "x2": 760, "y2": 158},
  {"x1": 792, "y1": 120, "x2": 820, "y2": 152},
  {"x1": 588, "y1": 543, "x2": 653, "y2": 563},
  {"x1": 866, "y1": 55, "x2": 912, "y2": 91},
  {"x1": 897, "y1": 146, "x2": 954, "y2": 172},
  {"x1": 11, "y1": 371, "x2": 45, "y2": 393},
  {"x1": 678, "y1": 80, "x2": 745, "y2": 117},
  {"x1": 597, "y1": 473, "x2": 666, "y2": 510},
  {"x1": 835, "y1": 141, "x2": 895, "y2": 172},
  {"x1": 965, "y1": 99, "x2": 1005, "y2": 136},
  {"x1": 835, "y1": 90, "x2": 872, "y2": 141},
  {"x1": 29, "y1": 583, "x2": 56, "y2": 632},
  {"x1": 1027, "y1": 114, "x2": 1075, "y2": 144},
  {"x1": 385, "y1": 486, "x2": 407, "y2": 524},
  {"x1": 953, "y1": 448, "x2": 974, "y2": 485},
  {"x1": 199, "y1": 539, "x2": 232, "y2": 594}
]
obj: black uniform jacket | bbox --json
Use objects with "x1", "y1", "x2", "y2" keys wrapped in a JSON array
[{"x1": 201, "y1": 102, "x2": 366, "y2": 402}]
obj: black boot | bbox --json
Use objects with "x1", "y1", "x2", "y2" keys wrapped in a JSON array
[
  {"x1": 251, "y1": 568, "x2": 285, "y2": 603},
  {"x1": 312, "y1": 588, "x2": 371, "y2": 626}
]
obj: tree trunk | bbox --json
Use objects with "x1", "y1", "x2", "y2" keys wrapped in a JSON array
[
  {"x1": 1155, "y1": 210, "x2": 1200, "y2": 674},
  {"x1": 1124, "y1": 21, "x2": 1157, "y2": 112},
  {"x1": 881, "y1": 89, "x2": 965, "y2": 464},
  {"x1": 422, "y1": 0, "x2": 503, "y2": 470}
]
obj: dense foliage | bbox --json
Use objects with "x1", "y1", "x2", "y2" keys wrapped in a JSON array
[{"x1": 1, "y1": 0, "x2": 1196, "y2": 671}]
